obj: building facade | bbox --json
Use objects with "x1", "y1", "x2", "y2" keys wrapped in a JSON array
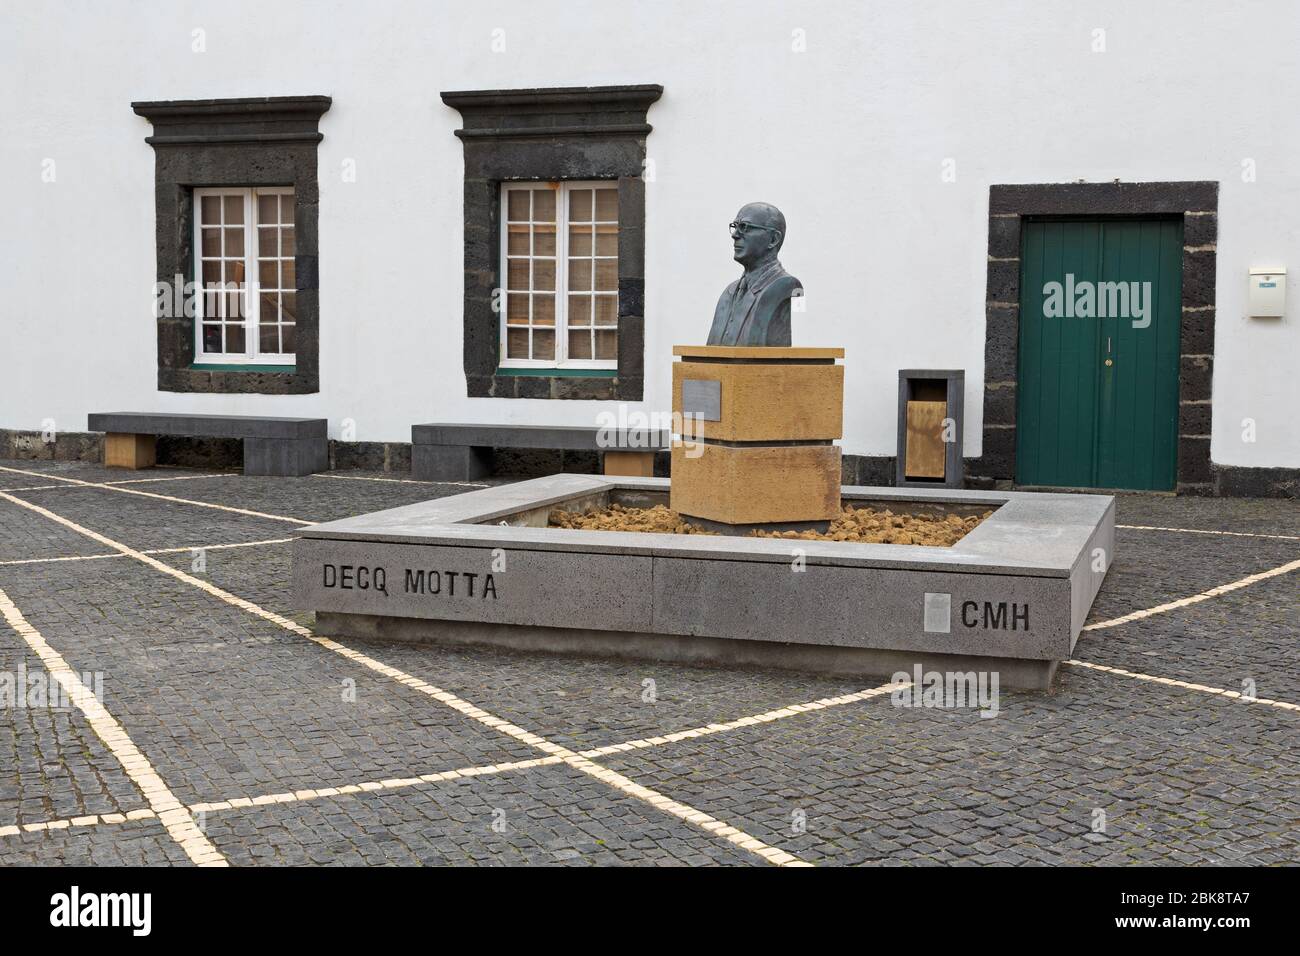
[{"x1": 3, "y1": 1, "x2": 1297, "y2": 495}]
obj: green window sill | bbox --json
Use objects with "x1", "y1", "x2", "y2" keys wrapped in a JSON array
[
  {"x1": 496, "y1": 367, "x2": 617, "y2": 378},
  {"x1": 190, "y1": 364, "x2": 297, "y2": 373}
]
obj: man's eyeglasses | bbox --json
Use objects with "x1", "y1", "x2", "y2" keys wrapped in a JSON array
[{"x1": 729, "y1": 220, "x2": 775, "y2": 236}]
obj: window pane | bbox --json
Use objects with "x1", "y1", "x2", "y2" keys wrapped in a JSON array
[
  {"x1": 257, "y1": 194, "x2": 278, "y2": 225},
  {"x1": 533, "y1": 259, "x2": 555, "y2": 291},
  {"x1": 533, "y1": 189, "x2": 556, "y2": 223},
  {"x1": 594, "y1": 188, "x2": 618, "y2": 222},
  {"x1": 533, "y1": 225, "x2": 556, "y2": 256},
  {"x1": 226, "y1": 259, "x2": 245, "y2": 285},
  {"x1": 202, "y1": 324, "x2": 222, "y2": 353},
  {"x1": 202, "y1": 261, "x2": 221, "y2": 283},
  {"x1": 506, "y1": 294, "x2": 529, "y2": 324},
  {"x1": 226, "y1": 324, "x2": 246, "y2": 354},
  {"x1": 594, "y1": 329, "x2": 617, "y2": 360},
  {"x1": 568, "y1": 189, "x2": 592, "y2": 222},
  {"x1": 201, "y1": 196, "x2": 221, "y2": 224},
  {"x1": 201, "y1": 229, "x2": 220, "y2": 256},
  {"x1": 533, "y1": 294, "x2": 555, "y2": 326},
  {"x1": 568, "y1": 295, "x2": 591, "y2": 326},
  {"x1": 204, "y1": 288, "x2": 221, "y2": 318},
  {"x1": 260, "y1": 326, "x2": 279, "y2": 353},
  {"x1": 569, "y1": 259, "x2": 592, "y2": 291},
  {"x1": 507, "y1": 225, "x2": 529, "y2": 256},
  {"x1": 569, "y1": 330, "x2": 593, "y2": 359},
  {"x1": 281, "y1": 292, "x2": 296, "y2": 321},
  {"x1": 259, "y1": 260, "x2": 278, "y2": 288},
  {"x1": 280, "y1": 195, "x2": 294, "y2": 225},
  {"x1": 568, "y1": 225, "x2": 592, "y2": 257},
  {"x1": 227, "y1": 289, "x2": 244, "y2": 320},
  {"x1": 594, "y1": 259, "x2": 617, "y2": 291},
  {"x1": 280, "y1": 228, "x2": 295, "y2": 256},
  {"x1": 281, "y1": 258, "x2": 295, "y2": 290},
  {"x1": 507, "y1": 259, "x2": 529, "y2": 291},
  {"x1": 595, "y1": 226, "x2": 618, "y2": 256},
  {"x1": 532, "y1": 328, "x2": 555, "y2": 360},
  {"x1": 506, "y1": 327, "x2": 529, "y2": 358},
  {"x1": 224, "y1": 228, "x2": 244, "y2": 257},
  {"x1": 593, "y1": 295, "x2": 618, "y2": 326},
  {"x1": 260, "y1": 293, "x2": 279, "y2": 323},
  {"x1": 223, "y1": 195, "x2": 244, "y2": 225},
  {"x1": 507, "y1": 190, "x2": 529, "y2": 221},
  {"x1": 258, "y1": 227, "x2": 278, "y2": 257},
  {"x1": 280, "y1": 323, "x2": 296, "y2": 353}
]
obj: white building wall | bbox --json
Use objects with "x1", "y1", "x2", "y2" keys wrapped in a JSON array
[{"x1": 2, "y1": 0, "x2": 1297, "y2": 467}]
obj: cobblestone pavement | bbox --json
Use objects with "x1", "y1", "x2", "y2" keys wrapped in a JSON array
[{"x1": 0, "y1": 460, "x2": 1295, "y2": 866}]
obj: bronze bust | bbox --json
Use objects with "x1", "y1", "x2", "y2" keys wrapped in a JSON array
[{"x1": 706, "y1": 202, "x2": 803, "y2": 347}]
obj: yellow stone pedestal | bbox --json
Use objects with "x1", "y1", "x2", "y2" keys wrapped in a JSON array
[{"x1": 670, "y1": 345, "x2": 844, "y2": 526}]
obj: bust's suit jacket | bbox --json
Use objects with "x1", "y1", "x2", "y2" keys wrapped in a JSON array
[{"x1": 706, "y1": 258, "x2": 802, "y2": 347}]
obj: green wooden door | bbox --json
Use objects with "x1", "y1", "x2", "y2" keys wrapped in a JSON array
[{"x1": 1016, "y1": 218, "x2": 1182, "y2": 490}]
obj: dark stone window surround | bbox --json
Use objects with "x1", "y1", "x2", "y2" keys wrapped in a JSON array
[
  {"x1": 132, "y1": 96, "x2": 331, "y2": 395},
  {"x1": 441, "y1": 85, "x2": 663, "y2": 401},
  {"x1": 974, "y1": 181, "x2": 1218, "y2": 495}
]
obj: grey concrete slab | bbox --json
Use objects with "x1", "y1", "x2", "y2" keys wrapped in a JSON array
[
  {"x1": 650, "y1": 557, "x2": 1070, "y2": 658},
  {"x1": 412, "y1": 443, "x2": 494, "y2": 481},
  {"x1": 244, "y1": 436, "x2": 329, "y2": 477},
  {"x1": 299, "y1": 476, "x2": 1103, "y2": 577},
  {"x1": 88, "y1": 412, "x2": 326, "y2": 440},
  {"x1": 292, "y1": 474, "x2": 1114, "y2": 674},
  {"x1": 294, "y1": 536, "x2": 654, "y2": 632}
]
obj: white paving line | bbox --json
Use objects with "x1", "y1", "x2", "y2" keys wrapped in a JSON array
[
  {"x1": 1083, "y1": 556, "x2": 1300, "y2": 631},
  {"x1": 313, "y1": 472, "x2": 491, "y2": 489},
  {"x1": 0, "y1": 809, "x2": 156, "y2": 838},
  {"x1": 580, "y1": 681, "x2": 908, "y2": 758},
  {"x1": 0, "y1": 585, "x2": 226, "y2": 865},
  {"x1": 103, "y1": 473, "x2": 238, "y2": 485},
  {"x1": 5, "y1": 473, "x2": 239, "y2": 492},
  {"x1": 1063, "y1": 659, "x2": 1300, "y2": 712},
  {"x1": 0, "y1": 552, "x2": 121, "y2": 568},
  {"x1": 188, "y1": 756, "x2": 567, "y2": 815},
  {"x1": 0, "y1": 536, "x2": 295, "y2": 568},
  {"x1": 1118, "y1": 523, "x2": 1300, "y2": 542},
  {"x1": 6, "y1": 476, "x2": 239, "y2": 496},
  {"x1": 0, "y1": 464, "x2": 310, "y2": 525},
  {"x1": 0, "y1": 489, "x2": 807, "y2": 867}
]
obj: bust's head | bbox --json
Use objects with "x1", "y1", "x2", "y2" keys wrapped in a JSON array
[{"x1": 729, "y1": 202, "x2": 786, "y2": 268}]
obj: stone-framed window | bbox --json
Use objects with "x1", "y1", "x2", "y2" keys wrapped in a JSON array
[
  {"x1": 499, "y1": 181, "x2": 621, "y2": 369},
  {"x1": 193, "y1": 186, "x2": 298, "y2": 365},
  {"x1": 132, "y1": 96, "x2": 331, "y2": 395},
  {"x1": 974, "y1": 181, "x2": 1218, "y2": 494},
  {"x1": 441, "y1": 85, "x2": 662, "y2": 401}
]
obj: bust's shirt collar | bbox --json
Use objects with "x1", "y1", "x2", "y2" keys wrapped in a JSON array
[{"x1": 742, "y1": 257, "x2": 782, "y2": 294}]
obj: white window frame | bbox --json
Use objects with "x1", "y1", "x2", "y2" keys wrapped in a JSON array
[
  {"x1": 192, "y1": 186, "x2": 296, "y2": 366},
  {"x1": 498, "y1": 180, "x2": 619, "y2": 370}
]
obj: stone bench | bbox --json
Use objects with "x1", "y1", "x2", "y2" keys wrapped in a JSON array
[
  {"x1": 412, "y1": 423, "x2": 669, "y2": 481},
  {"x1": 87, "y1": 412, "x2": 328, "y2": 477}
]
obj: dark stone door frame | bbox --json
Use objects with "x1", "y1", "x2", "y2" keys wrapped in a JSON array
[{"x1": 974, "y1": 181, "x2": 1218, "y2": 495}]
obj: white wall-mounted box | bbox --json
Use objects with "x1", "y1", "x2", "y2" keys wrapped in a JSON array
[{"x1": 1249, "y1": 267, "x2": 1286, "y2": 317}]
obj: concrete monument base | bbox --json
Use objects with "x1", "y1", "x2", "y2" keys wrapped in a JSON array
[{"x1": 291, "y1": 475, "x2": 1114, "y2": 689}]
